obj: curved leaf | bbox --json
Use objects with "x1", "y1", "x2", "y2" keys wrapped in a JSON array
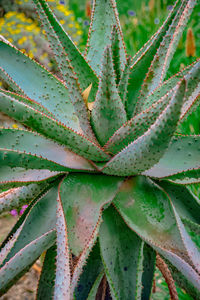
[
  {"x1": 1, "y1": 185, "x2": 58, "y2": 266},
  {"x1": 91, "y1": 47, "x2": 127, "y2": 146},
  {"x1": 59, "y1": 173, "x2": 123, "y2": 256},
  {"x1": 113, "y1": 176, "x2": 200, "y2": 289},
  {"x1": 0, "y1": 167, "x2": 61, "y2": 189},
  {"x1": 86, "y1": 0, "x2": 126, "y2": 75},
  {"x1": 37, "y1": 245, "x2": 56, "y2": 300},
  {"x1": 105, "y1": 87, "x2": 174, "y2": 154},
  {"x1": 54, "y1": 182, "x2": 71, "y2": 299},
  {"x1": 103, "y1": 80, "x2": 185, "y2": 176},
  {"x1": 126, "y1": 0, "x2": 195, "y2": 118},
  {"x1": 0, "y1": 40, "x2": 84, "y2": 133},
  {"x1": 143, "y1": 135, "x2": 200, "y2": 179},
  {"x1": 158, "y1": 181, "x2": 200, "y2": 224},
  {"x1": 32, "y1": 0, "x2": 98, "y2": 101},
  {"x1": 74, "y1": 242, "x2": 104, "y2": 300},
  {"x1": 100, "y1": 206, "x2": 145, "y2": 300},
  {"x1": 139, "y1": 58, "x2": 200, "y2": 114},
  {"x1": 0, "y1": 94, "x2": 110, "y2": 161},
  {"x1": 30, "y1": 0, "x2": 96, "y2": 142},
  {"x1": 0, "y1": 128, "x2": 95, "y2": 172},
  {"x1": 0, "y1": 182, "x2": 48, "y2": 214},
  {"x1": 0, "y1": 230, "x2": 55, "y2": 296},
  {"x1": 165, "y1": 259, "x2": 200, "y2": 299},
  {"x1": 136, "y1": 0, "x2": 196, "y2": 106},
  {"x1": 0, "y1": 67, "x2": 24, "y2": 95}
]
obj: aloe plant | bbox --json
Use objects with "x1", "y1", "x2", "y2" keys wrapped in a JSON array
[{"x1": 0, "y1": 0, "x2": 200, "y2": 299}]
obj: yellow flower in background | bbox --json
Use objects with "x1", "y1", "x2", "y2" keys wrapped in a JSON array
[
  {"x1": 18, "y1": 36, "x2": 27, "y2": 45},
  {"x1": 12, "y1": 124, "x2": 19, "y2": 129},
  {"x1": 0, "y1": 0, "x2": 82, "y2": 72}
]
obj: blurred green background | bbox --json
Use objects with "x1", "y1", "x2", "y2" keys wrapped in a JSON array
[{"x1": 0, "y1": 1, "x2": 199, "y2": 298}]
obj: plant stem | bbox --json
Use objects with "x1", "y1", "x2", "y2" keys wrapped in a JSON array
[{"x1": 156, "y1": 253, "x2": 178, "y2": 300}]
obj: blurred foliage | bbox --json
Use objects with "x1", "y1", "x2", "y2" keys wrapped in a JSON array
[{"x1": 0, "y1": 0, "x2": 83, "y2": 70}]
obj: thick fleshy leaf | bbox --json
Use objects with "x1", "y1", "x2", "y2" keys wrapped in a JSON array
[
  {"x1": 0, "y1": 230, "x2": 55, "y2": 296},
  {"x1": 179, "y1": 60, "x2": 200, "y2": 121},
  {"x1": 54, "y1": 182, "x2": 71, "y2": 299},
  {"x1": 0, "y1": 182, "x2": 48, "y2": 214},
  {"x1": 158, "y1": 181, "x2": 200, "y2": 224},
  {"x1": 118, "y1": 56, "x2": 132, "y2": 105},
  {"x1": 0, "y1": 223, "x2": 24, "y2": 266},
  {"x1": 136, "y1": 0, "x2": 196, "y2": 108},
  {"x1": 0, "y1": 167, "x2": 61, "y2": 189},
  {"x1": 59, "y1": 173, "x2": 123, "y2": 256},
  {"x1": 0, "y1": 129, "x2": 95, "y2": 172},
  {"x1": 111, "y1": 26, "x2": 122, "y2": 84},
  {"x1": 105, "y1": 87, "x2": 174, "y2": 155},
  {"x1": 32, "y1": 0, "x2": 98, "y2": 101},
  {"x1": 166, "y1": 169, "x2": 200, "y2": 184},
  {"x1": 99, "y1": 205, "x2": 144, "y2": 300},
  {"x1": 103, "y1": 80, "x2": 186, "y2": 176},
  {"x1": 0, "y1": 40, "x2": 84, "y2": 133},
  {"x1": 86, "y1": 0, "x2": 126, "y2": 75},
  {"x1": 91, "y1": 47, "x2": 127, "y2": 146},
  {"x1": 0, "y1": 94, "x2": 110, "y2": 161},
  {"x1": 137, "y1": 59, "x2": 200, "y2": 115},
  {"x1": 183, "y1": 219, "x2": 200, "y2": 251},
  {"x1": 0, "y1": 89, "x2": 55, "y2": 118},
  {"x1": 165, "y1": 259, "x2": 200, "y2": 299},
  {"x1": 143, "y1": 135, "x2": 200, "y2": 179},
  {"x1": 87, "y1": 272, "x2": 104, "y2": 300},
  {"x1": 0, "y1": 184, "x2": 51, "y2": 254},
  {"x1": 74, "y1": 242, "x2": 104, "y2": 300},
  {"x1": 1, "y1": 185, "x2": 58, "y2": 266},
  {"x1": 71, "y1": 226, "x2": 101, "y2": 296},
  {"x1": 0, "y1": 67, "x2": 24, "y2": 95},
  {"x1": 37, "y1": 245, "x2": 56, "y2": 300},
  {"x1": 113, "y1": 176, "x2": 200, "y2": 289},
  {"x1": 30, "y1": 4, "x2": 96, "y2": 141},
  {"x1": 141, "y1": 244, "x2": 156, "y2": 300},
  {"x1": 126, "y1": 0, "x2": 195, "y2": 118}
]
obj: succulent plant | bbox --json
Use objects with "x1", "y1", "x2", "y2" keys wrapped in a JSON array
[{"x1": 0, "y1": 0, "x2": 200, "y2": 299}]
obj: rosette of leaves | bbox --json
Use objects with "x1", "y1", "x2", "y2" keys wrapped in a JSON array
[{"x1": 0, "y1": 0, "x2": 200, "y2": 299}]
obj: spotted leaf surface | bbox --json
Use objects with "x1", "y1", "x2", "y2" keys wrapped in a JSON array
[
  {"x1": 143, "y1": 135, "x2": 200, "y2": 179},
  {"x1": 0, "y1": 167, "x2": 61, "y2": 189},
  {"x1": 137, "y1": 0, "x2": 196, "y2": 106},
  {"x1": 86, "y1": 0, "x2": 126, "y2": 75},
  {"x1": 0, "y1": 94, "x2": 109, "y2": 161},
  {"x1": 0, "y1": 230, "x2": 55, "y2": 296},
  {"x1": 113, "y1": 177, "x2": 200, "y2": 290},
  {"x1": 0, "y1": 129, "x2": 96, "y2": 172},
  {"x1": 99, "y1": 206, "x2": 145, "y2": 300},
  {"x1": 0, "y1": 182, "x2": 48, "y2": 214},
  {"x1": 0, "y1": 40, "x2": 83, "y2": 132},
  {"x1": 59, "y1": 173, "x2": 123, "y2": 256},
  {"x1": 91, "y1": 47, "x2": 127, "y2": 146},
  {"x1": 54, "y1": 183, "x2": 71, "y2": 300},
  {"x1": 1, "y1": 185, "x2": 58, "y2": 267},
  {"x1": 103, "y1": 80, "x2": 186, "y2": 176},
  {"x1": 32, "y1": 0, "x2": 98, "y2": 101},
  {"x1": 127, "y1": 0, "x2": 194, "y2": 118}
]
